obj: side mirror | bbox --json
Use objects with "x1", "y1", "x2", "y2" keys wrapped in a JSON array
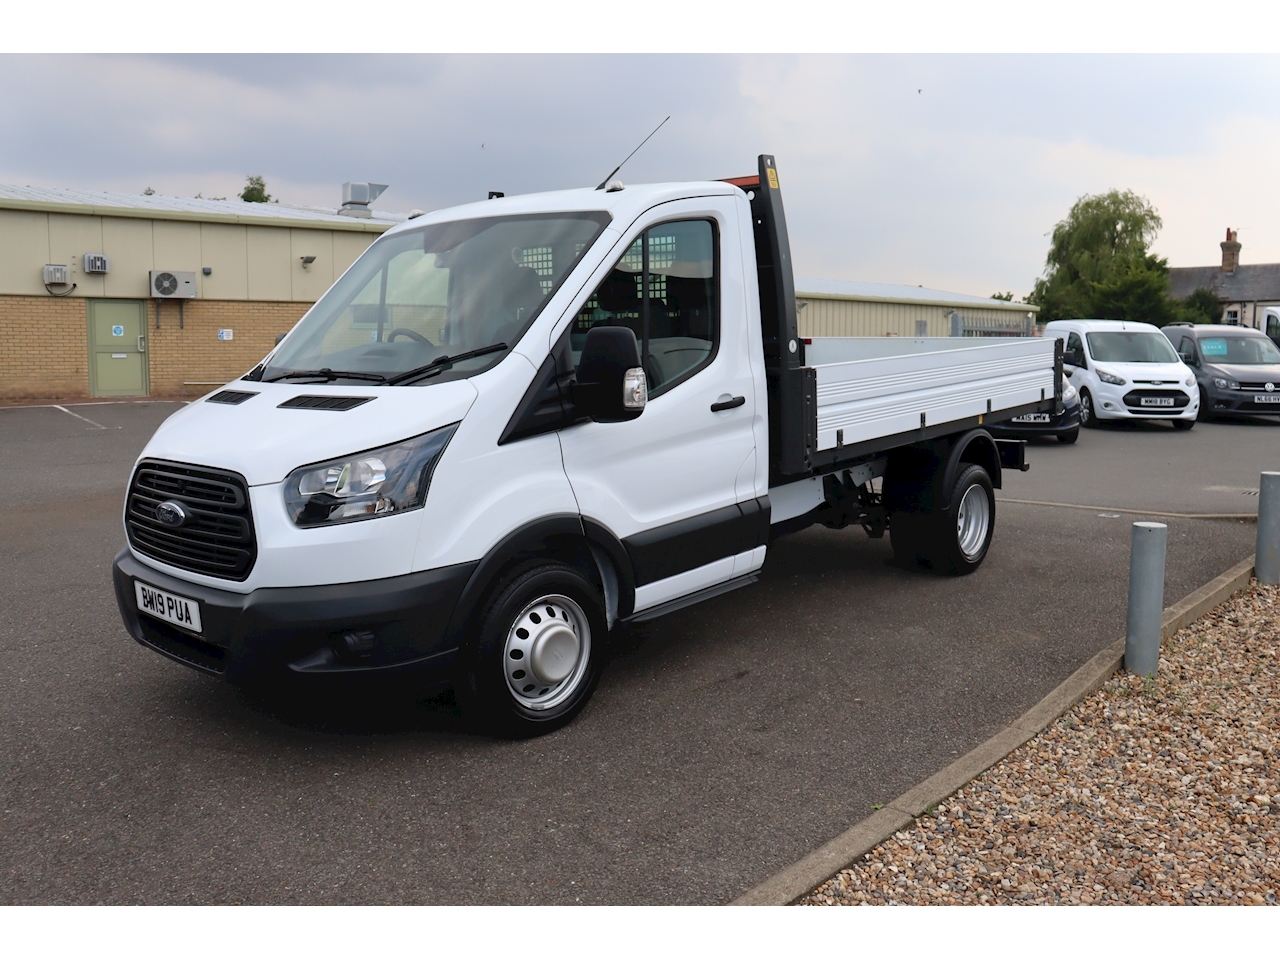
[{"x1": 573, "y1": 326, "x2": 647, "y2": 422}]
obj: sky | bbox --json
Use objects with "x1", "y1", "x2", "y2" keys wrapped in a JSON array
[{"x1": 2, "y1": 53, "x2": 1278, "y2": 300}]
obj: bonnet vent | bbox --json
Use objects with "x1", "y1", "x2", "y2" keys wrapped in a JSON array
[
  {"x1": 206, "y1": 390, "x2": 258, "y2": 405},
  {"x1": 277, "y1": 395, "x2": 375, "y2": 411}
]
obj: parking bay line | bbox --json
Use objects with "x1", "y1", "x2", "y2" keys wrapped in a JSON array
[
  {"x1": 996, "y1": 497, "x2": 1256, "y2": 522},
  {"x1": 51, "y1": 404, "x2": 108, "y2": 430}
]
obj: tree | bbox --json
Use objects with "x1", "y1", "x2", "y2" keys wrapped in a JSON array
[
  {"x1": 1029, "y1": 189, "x2": 1175, "y2": 326},
  {"x1": 1175, "y1": 287, "x2": 1221, "y2": 324},
  {"x1": 240, "y1": 175, "x2": 272, "y2": 203},
  {"x1": 990, "y1": 291, "x2": 1015, "y2": 301}
]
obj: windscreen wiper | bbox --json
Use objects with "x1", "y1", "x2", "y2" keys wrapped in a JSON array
[
  {"x1": 385, "y1": 343, "x2": 509, "y2": 385},
  {"x1": 263, "y1": 368, "x2": 389, "y2": 384}
]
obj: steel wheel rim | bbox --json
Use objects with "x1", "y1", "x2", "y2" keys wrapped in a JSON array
[
  {"x1": 503, "y1": 593, "x2": 591, "y2": 711},
  {"x1": 956, "y1": 483, "x2": 991, "y2": 561}
]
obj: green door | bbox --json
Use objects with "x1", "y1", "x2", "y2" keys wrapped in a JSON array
[{"x1": 88, "y1": 300, "x2": 149, "y2": 397}]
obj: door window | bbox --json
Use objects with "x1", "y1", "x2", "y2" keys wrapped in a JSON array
[
  {"x1": 1065, "y1": 332, "x2": 1086, "y2": 367},
  {"x1": 571, "y1": 219, "x2": 718, "y2": 396}
]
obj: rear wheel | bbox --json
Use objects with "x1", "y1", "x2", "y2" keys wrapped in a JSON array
[
  {"x1": 891, "y1": 463, "x2": 995, "y2": 576},
  {"x1": 1079, "y1": 388, "x2": 1098, "y2": 427},
  {"x1": 458, "y1": 561, "x2": 605, "y2": 738}
]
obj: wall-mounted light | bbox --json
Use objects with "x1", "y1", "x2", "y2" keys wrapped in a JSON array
[
  {"x1": 202, "y1": 266, "x2": 212, "y2": 276},
  {"x1": 300, "y1": 255, "x2": 316, "y2": 269}
]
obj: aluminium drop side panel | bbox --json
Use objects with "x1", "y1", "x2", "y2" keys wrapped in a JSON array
[{"x1": 810, "y1": 337, "x2": 1058, "y2": 450}]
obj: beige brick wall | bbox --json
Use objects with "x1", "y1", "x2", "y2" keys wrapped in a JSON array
[
  {"x1": 146, "y1": 299, "x2": 311, "y2": 396},
  {"x1": 0, "y1": 294, "x2": 311, "y2": 400},
  {"x1": 0, "y1": 294, "x2": 92, "y2": 399}
]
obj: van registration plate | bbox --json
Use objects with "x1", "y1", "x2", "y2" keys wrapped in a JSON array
[
  {"x1": 134, "y1": 581, "x2": 203, "y2": 633},
  {"x1": 1140, "y1": 397, "x2": 1175, "y2": 407},
  {"x1": 1254, "y1": 395, "x2": 1280, "y2": 404},
  {"x1": 1011, "y1": 413, "x2": 1051, "y2": 423}
]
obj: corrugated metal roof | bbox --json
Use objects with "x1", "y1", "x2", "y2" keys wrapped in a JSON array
[
  {"x1": 1168, "y1": 264, "x2": 1280, "y2": 302},
  {"x1": 794, "y1": 276, "x2": 1037, "y2": 313},
  {"x1": 0, "y1": 183, "x2": 405, "y2": 231}
]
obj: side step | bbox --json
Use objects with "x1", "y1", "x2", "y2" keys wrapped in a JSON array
[{"x1": 623, "y1": 573, "x2": 758, "y2": 625}]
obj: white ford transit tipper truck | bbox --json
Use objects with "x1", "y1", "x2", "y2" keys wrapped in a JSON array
[{"x1": 113, "y1": 155, "x2": 1062, "y2": 736}]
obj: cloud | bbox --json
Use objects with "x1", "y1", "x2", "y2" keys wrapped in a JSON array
[{"x1": 1, "y1": 54, "x2": 1276, "y2": 299}]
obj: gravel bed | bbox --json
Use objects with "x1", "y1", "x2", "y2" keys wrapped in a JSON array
[{"x1": 802, "y1": 581, "x2": 1280, "y2": 905}]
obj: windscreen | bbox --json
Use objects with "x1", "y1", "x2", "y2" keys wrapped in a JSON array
[
  {"x1": 1086, "y1": 331, "x2": 1180, "y2": 364},
  {"x1": 1199, "y1": 335, "x2": 1280, "y2": 365},
  {"x1": 262, "y1": 212, "x2": 610, "y2": 384}
]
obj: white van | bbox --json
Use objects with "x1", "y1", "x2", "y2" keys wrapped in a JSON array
[
  {"x1": 1043, "y1": 319, "x2": 1197, "y2": 430},
  {"x1": 113, "y1": 155, "x2": 1060, "y2": 736}
]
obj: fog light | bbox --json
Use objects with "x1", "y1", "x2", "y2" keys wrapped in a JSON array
[
  {"x1": 340, "y1": 630, "x2": 376, "y2": 656},
  {"x1": 1102, "y1": 402, "x2": 1116, "y2": 409}
]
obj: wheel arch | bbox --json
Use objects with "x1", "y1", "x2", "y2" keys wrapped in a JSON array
[
  {"x1": 442, "y1": 514, "x2": 637, "y2": 650},
  {"x1": 883, "y1": 428, "x2": 1000, "y2": 515}
]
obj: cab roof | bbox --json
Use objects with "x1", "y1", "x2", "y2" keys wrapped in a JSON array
[{"x1": 1043, "y1": 319, "x2": 1163, "y2": 332}]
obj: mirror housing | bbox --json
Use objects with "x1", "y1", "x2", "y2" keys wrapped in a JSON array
[{"x1": 573, "y1": 326, "x2": 647, "y2": 422}]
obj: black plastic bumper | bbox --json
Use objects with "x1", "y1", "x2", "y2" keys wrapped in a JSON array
[
  {"x1": 987, "y1": 405, "x2": 1081, "y2": 438},
  {"x1": 1207, "y1": 392, "x2": 1280, "y2": 416},
  {"x1": 113, "y1": 548, "x2": 476, "y2": 685}
]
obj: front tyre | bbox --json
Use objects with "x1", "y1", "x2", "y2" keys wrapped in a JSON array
[
  {"x1": 1079, "y1": 388, "x2": 1098, "y2": 428},
  {"x1": 1057, "y1": 427, "x2": 1080, "y2": 444},
  {"x1": 1172, "y1": 418, "x2": 1195, "y2": 431},
  {"x1": 459, "y1": 561, "x2": 605, "y2": 738}
]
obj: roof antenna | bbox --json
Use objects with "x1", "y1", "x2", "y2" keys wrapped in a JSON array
[{"x1": 595, "y1": 116, "x2": 670, "y2": 190}]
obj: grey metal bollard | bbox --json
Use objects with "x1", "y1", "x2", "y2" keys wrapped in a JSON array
[
  {"x1": 1257, "y1": 472, "x2": 1280, "y2": 585},
  {"x1": 1126, "y1": 521, "x2": 1167, "y2": 676}
]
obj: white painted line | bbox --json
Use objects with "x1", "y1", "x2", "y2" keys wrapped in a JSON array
[
  {"x1": 52, "y1": 404, "x2": 107, "y2": 429},
  {"x1": 997, "y1": 497, "x2": 1255, "y2": 521}
]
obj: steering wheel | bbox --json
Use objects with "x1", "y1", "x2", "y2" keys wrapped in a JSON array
[{"x1": 386, "y1": 328, "x2": 433, "y2": 345}]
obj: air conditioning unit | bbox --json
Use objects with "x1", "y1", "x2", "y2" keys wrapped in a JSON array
[
  {"x1": 43, "y1": 264, "x2": 71, "y2": 285},
  {"x1": 149, "y1": 270, "x2": 197, "y2": 299},
  {"x1": 83, "y1": 254, "x2": 110, "y2": 274}
]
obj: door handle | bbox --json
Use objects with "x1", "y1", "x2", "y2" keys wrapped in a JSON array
[
  {"x1": 137, "y1": 335, "x2": 146, "y2": 352},
  {"x1": 711, "y1": 395, "x2": 746, "y2": 412}
]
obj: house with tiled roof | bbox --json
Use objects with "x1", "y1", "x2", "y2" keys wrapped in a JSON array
[{"x1": 1167, "y1": 229, "x2": 1280, "y2": 332}]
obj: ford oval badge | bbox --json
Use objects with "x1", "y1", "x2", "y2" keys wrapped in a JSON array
[{"x1": 155, "y1": 500, "x2": 188, "y2": 528}]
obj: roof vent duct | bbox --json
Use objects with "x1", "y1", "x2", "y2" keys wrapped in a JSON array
[{"x1": 340, "y1": 182, "x2": 388, "y2": 218}]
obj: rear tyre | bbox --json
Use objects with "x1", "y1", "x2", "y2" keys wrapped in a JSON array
[
  {"x1": 1057, "y1": 427, "x2": 1079, "y2": 444},
  {"x1": 924, "y1": 464, "x2": 996, "y2": 575},
  {"x1": 458, "y1": 561, "x2": 605, "y2": 738},
  {"x1": 1172, "y1": 418, "x2": 1195, "y2": 431},
  {"x1": 1079, "y1": 388, "x2": 1098, "y2": 428}
]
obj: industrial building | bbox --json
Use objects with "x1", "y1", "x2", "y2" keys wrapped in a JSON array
[
  {"x1": 0, "y1": 184, "x2": 401, "y2": 401},
  {"x1": 0, "y1": 182, "x2": 1036, "y2": 401}
]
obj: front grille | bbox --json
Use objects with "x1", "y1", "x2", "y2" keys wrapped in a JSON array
[
  {"x1": 137, "y1": 616, "x2": 227, "y2": 675},
  {"x1": 1240, "y1": 382, "x2": 1279, "y2": 392},
  {"x1": 1122, "y1": 389, "x2": 1189, "y2": 411},
  {"x1": 126, "y1": 460, "x2": 257, "y2": 580}
]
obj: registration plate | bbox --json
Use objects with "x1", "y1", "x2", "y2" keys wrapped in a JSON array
[
  {"x1": 1254, "y1": 395, "x2": 1280, "y2": 403},
  {"x1": 1011, "y1": 413, "x2": 1051, "y2": 423},
  {"x1": 1140, "y1": 397, "x2": 1176, "y2": 407},
  {"x1": 134, "y1": 581, "x2": 203, "y2": 633}
]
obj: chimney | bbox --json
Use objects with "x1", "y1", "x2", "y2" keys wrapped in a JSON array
[{"x1": 1221, "y1": 228, "x2": 1241, "y2": 273}]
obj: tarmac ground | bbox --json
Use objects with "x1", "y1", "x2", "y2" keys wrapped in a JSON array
[{"x1": 0, "y1": 400, "x2": 1272, "y2": 903}]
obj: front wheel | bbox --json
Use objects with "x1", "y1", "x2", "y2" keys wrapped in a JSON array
[
  {"x1": 1057, "y1": 427, "x2": 1080, "y2": 444},
  {"x1": 458, "y1": 561, "x2": 605, "y2": 738},
  {"x1": 1172, "y1": 418, "x2": 1195, "y2": 431},
  {"x1": 1079, "y1": 388, "x2": 1098, "y2": 428},
  {"x1": 1197, "y1": 388, "x2": 1211, "y2": 421}
]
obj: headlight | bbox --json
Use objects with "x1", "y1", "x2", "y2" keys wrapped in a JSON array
[
  {"x1": 1184, "y1": 375, "x2": 1196, "y2": 387},
  {"x1": 1062, "y1": 379, "x2": 1078, "y2": 403},
  {"x1": 1212, "y1": 376, "x2": 1240, "y2": 390},
  {"x1": 1097, "y1": 369, "x2": 1126, "y2": 385},
  {"x1": 283, "y1": 424, "x2": 457, "y2": 527}
]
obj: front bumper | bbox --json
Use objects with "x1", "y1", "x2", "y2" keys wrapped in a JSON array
[
  {"x1": 988, "y1": 404, "x2": 1081, "y2": 437},
  {"x1": 1093, "y1": 383, "x2": 1196, "y2": 420},
  {"x1": 1204, "y1": 388, "x2": 1280, "y2": 416},
  {"x1": 113, "y1": 548, "x2": 476, "y2": 685}
]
